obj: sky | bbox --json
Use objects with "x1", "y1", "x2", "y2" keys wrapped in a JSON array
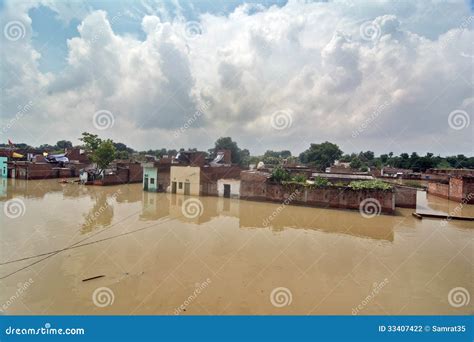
[{"x1": 0, "y1": 0, "x2": 473, "y2": 156}]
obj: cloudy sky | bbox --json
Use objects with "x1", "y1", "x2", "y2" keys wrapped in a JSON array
[{"x1": 0, "y1": 0, "x2": 472, "y2": 156}]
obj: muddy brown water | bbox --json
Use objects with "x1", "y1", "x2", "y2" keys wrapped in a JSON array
[{"x1": 0, "y1": 179, "x2": 472, "y2": 315}]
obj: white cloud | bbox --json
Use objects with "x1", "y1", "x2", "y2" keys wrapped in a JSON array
[{"x1": 1, "y1": 0, "x2": 472, "y2": 155}]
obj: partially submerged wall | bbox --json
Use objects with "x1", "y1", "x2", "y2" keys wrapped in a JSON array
[
  {"x1": 427, "y1": 182, "x2": 449, "y2": 200},
  {"x1": 241, "y1": 173, "x2": 395, "y2": 214},
  {"x1": 428, "y1": 177, "x2": 474, "y2": 204},
  {"x1": 240, "y1": 171, "x2": 269, "y2": 200},
  {"x1": 10, "y1": 162, "x2": 82, "y2": 180},
  {"x1": 393, "y1": 186, "x2": 417, "y2": 208}
]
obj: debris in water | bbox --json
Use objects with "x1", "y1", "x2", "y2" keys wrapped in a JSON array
[{"x1": 82, "y1": 275, "x2": 105, "y2": 282}]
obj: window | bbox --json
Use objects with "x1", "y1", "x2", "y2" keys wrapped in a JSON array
[
  {"x1": 150, "y1": 178, "x2": 155, "y2": 184},
  {"x1": 179, "y1": 182, "x2": 183, "y2": 189}
]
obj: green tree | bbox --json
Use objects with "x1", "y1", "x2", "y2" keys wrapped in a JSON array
[
  {"x1": 209, "y1": 137, "x2": 243, "y2": 165},
  {"x1": 95, "y1": 140, "x2": 116, "y2": 173},
  {"x1": 56, "y1": 140, "x2": 73, "y2": 149},
  {"x1": 299, "y1": 141, "x2": 343, "y2": 170},
  {"x1": 350, "y1": 158, "x2": 363, "y2": 169},
  {"x1": 361, "y1": 151, "x2": 374, "y2": 161},
  {"x1": 79, "y1": 132, "x2": 116, "y2": 176},
  {"x1": 80, "y1": 132, "x2": 101, "y2": 151}
]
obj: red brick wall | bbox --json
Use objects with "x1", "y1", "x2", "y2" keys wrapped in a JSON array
[
  {"x1": 449, "y1": 177, "x2": 464, "y2": 202},
  {"x1": 201, "y1": 166, "x2": 242, "y2": 182},
  {"x1": 58, "y1": 168, "x2": 75, "y2": 178},
  {"x1": 65, "y1": 148, "x2": 90, "y2": 163},
  {"x1": 241, "y1": 177, "x2": 395, "y2": 213},
  {"x1": 451, "y1": 177, "x2": 474, "y2": 204},
  {"x1": 14, "y1": 163, "x2": 56, "y2": 179},
  {"x1": 95, "y1": 165, "x2": 143, "y2": 186},
  {"x1": 157, "y1": 171, "x2": 170, "y2": 192},
  {"x1": 428, "y1": 182, "x2": 450, "y2": 200},
  {"x1": 463, "y1": 178, "x2": 474, "y2": 204},
  {"x1": 428, "y1": 177, "x2": 474, "y2": 204},
  {"x1": 127, "y1": 163, "x2": 143, "y2": 182},
  {"x1": 394, "y1": 186, "x2": 417, "y2": 208},
  {"x1": 199, "y1": 166, "x2": 242, "y2": 196},
  {"x1": 240, "y1": 171, "x2": 268, "y2": 200}
]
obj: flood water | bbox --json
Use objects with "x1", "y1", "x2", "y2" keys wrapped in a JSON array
[{"x1": 0, "y1": 178, "x2": 472, "y2": 315}]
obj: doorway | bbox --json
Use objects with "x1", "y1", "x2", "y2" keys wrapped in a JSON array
[
  {"x1": 171, "y1": 181, "x2": 177, "y2": 194},
  {"x1": 144, "y1": 175, "x2": 148, "y2": 191},
  {"x1": 184, "y1": 182, "x2": 191, "y2": 195},
  {"x1": 223, "y1": 184, "x2": 231, "y2": 198}
]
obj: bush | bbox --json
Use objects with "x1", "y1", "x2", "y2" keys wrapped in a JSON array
[
  {"x1": 271, "y1": 167, "x2": 291, "y2": 183},
  {"x1": 292, "y1": 174, "x2": 307, "y2": 183},
  {"x1": 348, "y1": 180, "x2": 392, "y2": 190},
  {"x1": 313, "y1": 176, "x2": 331, "y2": 187}
]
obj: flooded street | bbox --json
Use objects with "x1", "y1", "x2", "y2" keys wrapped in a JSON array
[{"x1": 0, "y1": 179, "x2": 472, "y2": 315}]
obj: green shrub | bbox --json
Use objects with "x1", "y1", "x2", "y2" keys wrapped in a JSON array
[
  {"x1": 348, "y1": 180, "x2": 392, "y2": 190},
  {"x1": 313, "y1": 176, "x2": 331, "y2": 187},
  {"x1": 271, "y1": 167, "x2": 291, "y2": 183},
  {"x1": 292, "y1": 174, "x2": 307, "y2": 183}
]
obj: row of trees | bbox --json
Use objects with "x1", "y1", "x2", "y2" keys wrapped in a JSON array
[{"x1": 4, "y1": 135, "x2": 473, "y2": 172}]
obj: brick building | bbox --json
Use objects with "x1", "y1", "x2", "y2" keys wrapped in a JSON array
[{"x1": 428, "y1": 176, "x2": 474, "y2": 204}]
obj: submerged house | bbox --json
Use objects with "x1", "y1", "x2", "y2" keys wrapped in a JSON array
[
  {"x1": 82, "y1": 161, "x2": 143, "y2": 185},
  {"x1": 170, "y1": 165, "x2": 201, "y2": 195},
  {"x1": 169, "y1": 150, "x2": 206, "y2": 196},
  {"x1": 0, "y1": 156, "x2": 7, "y2": 177},
  {"x1": 143, "y1": 150, "x2": 243, "y2": 197},
  {"x1": 170, "y1": 150, "x2": 242, "y2": 197},
  {"x1": 142, "y1": 159, "x2": 172, "y2": 192},
  {"x1": 6, "y1": 147, "x2": 90, "y2": 180}
]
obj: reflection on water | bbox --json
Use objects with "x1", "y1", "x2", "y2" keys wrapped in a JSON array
[
  {"x1": 141, "y1": 192, "x2": 397, "y2": 241},
  {"x1": 0, "y1": 179, "x2": 473, "y2": 315},
  {"x1": 417, "y1": 190, "x2": 474, "y2": 217}
]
